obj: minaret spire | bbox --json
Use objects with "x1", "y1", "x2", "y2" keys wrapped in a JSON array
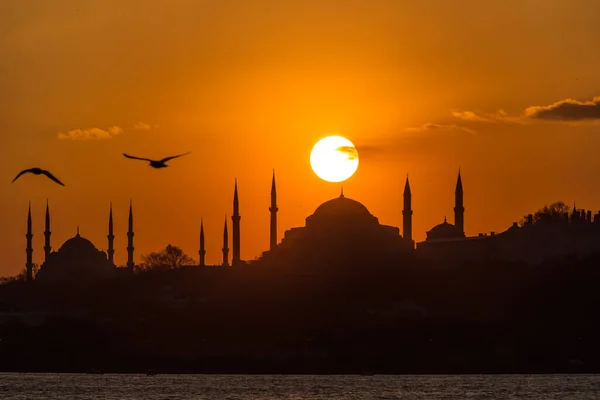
[
  {"x1": 222, "y1": 216, "x2": 229, "y2": 267},
  {"x1": 402, "y1": 174, "x2": 413, "y2": 248},
  {"x1": 269, "y1": 170, "x2": 278, "y2": 251},
  {"x1": 44, "y1": 199, "x2": 51, "y2": 263},
  {"x1": 127, "y1": 200, "x2": 135, "y2": 271},
  {"x1": 107, "y1": 203, "x2": 115, "y2": 265},
  {"x1": 454, "y1": 169, "x2": 465, "y2": 235},
  {"x1": 26, "y1": 202, "x2": 34, "y2": 282},
  {"x1": 232, "y1": 179, "x2": 241, "y2": 266},
  {"x1": 199, "y1": 218, "x2": 206, "y2": 267}
]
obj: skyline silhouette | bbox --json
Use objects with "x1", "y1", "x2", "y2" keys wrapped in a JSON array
[
  {"x1": 13, "y1": 166, "x2": 600, "y2": 276},
  {"x1": 3, "y1": 0, "x2": 600, "y2": 277}
]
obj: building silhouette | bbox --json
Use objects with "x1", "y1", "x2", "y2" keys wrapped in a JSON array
[
  {"x1": 270, "y1": 170, "x2": 278, "y2": 251},
  {"x1": 259, "y1": 187, "x2": 413, "y2": 270},
  {"x1": 24, "y1": 202, "x2": 135, "y2": 283},
  {"x1": 22, "y1": 169, "x2": 600, "y2": 277},
  {"x1": 199, "y1": 219, "x2": 206, "y2": 267},
  {"x1": 126, "y1": 200, "x2": 135, "y2": 271},
  {"x1": 232, "y1": 180, "x2": 241, "y2": 266},
  {"x1": 35, "y1": 227, "x2": 117, "y2": 284},
  {"x1": 222, "y1": 216, "x2": 229, "y2": 267},
  {"x1": 454, "y1": 169, "x2": 465, "y2": 235},
  {"x1": 107, "y1": 203, "x2": 115, "y2": 266},
  {"x1": 402, "y1": 175, "x2": 413, "y2": 247},
  {"x1": 25, "y1": 202, "x2": 33, "y2": 282},
  {"x1": 43, "y1": 200, "x2": 51, "y2": 263}
]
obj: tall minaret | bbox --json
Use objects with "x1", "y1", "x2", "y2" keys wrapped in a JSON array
[
  {"x1": 199, "y1": 218, "x2": 206, "y2": 267},
  {"x1": 126, "y1": 200, "x2": 135, "y2": 271},
  {"x1": 454, "y1": 169, "x2": 465, "y2": 235},
  {"x1": 269, "y1": 170, "x2": 278, "y2": 251},
  {"x1": 43, "y1": 199, "x2": 51, "y2": 263},
  {"x1": 232, "y1": 180, "x2": 241, "y2": 266},
  {"x1": 402, "y1": 175, "x2": 413, "y2": 246},
  {"x1": 25, "y1": 202, "x2": 34, "y2": 282},
  {"x1": 107, "y1": 203, "x2": 115, "y2": 266},
  {"x1": 222, "y1": 216, "x2": 229, "y2": 267}
]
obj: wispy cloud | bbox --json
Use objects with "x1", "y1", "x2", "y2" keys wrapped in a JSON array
[
  {"x1": 451, "y1": 111, "x2": 493, "y2": 123},
  {"x1": 336, "y1": 145, "x2": 359, "y2": 160},
  {"x1": 452, "y1": 109, "x2": 527, "y2": 125},
  {"x1": 452, "y1": 96, "x2": 600, "y2": 125},
  {"x1": 57, "y1": 126, "x2": 123, "y2": 140},
  {"x1": 404, "y1": 122, "x2": 476, "y2": 135},
  {"x1": 133, "y1": 122, "x2": 151, "y2": 131}
]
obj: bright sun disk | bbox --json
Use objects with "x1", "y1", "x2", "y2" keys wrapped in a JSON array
[{"x1": 310, "y1": 136, "x2": 359, "y2": 183}]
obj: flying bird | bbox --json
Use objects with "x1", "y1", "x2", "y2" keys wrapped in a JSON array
[
  {"x1": 12, "y1": 168, "x2": 65, "y2": 186},
  {"x1": 122, "y1": 152, "x2": 191, "y2": 169}
]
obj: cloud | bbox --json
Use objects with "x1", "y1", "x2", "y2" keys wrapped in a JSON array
[
  {"x1": 524, "y1": 97, "x2": 600, "y2": 121},
  {"x1": 336, "y1": 145, "x2": 359, "y2": 160},
  {"x1": 451, "y1": 111, "x2": 492, "y2": 123},
  {"x1": 107, "y1": 126, "x2": 123, "y2": 135},
  {"x1": 452, "y1": 96, "x2": 600, "y2": 125},
  {"x1": 57, "y1": 126, "x2": 124, "y2": 140},
  {"x1": 133, "y1": 122, "x2": 151, "y2": 131},
  {"x1": 404, "y1": 122, "x2": 476, "y2": 135},
  {"x1": 451, "y1": 109, "x2": 527, "y2": 125}
]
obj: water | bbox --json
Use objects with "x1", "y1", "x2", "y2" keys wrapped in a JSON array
[{"x1": 0, "y1": 374, "x2": 599, "y2": 399}]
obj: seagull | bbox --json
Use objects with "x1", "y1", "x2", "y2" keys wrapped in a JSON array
[
  {"x1": 12, "y1": 168, "x2": 65, "y2": 186},
  {"x1": 122, "y1": 152, "x2": 191, "y2": 169}
]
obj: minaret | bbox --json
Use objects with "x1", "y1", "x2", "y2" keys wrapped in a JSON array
[
  {"x1": 199, "y1": 218, "x2": 206, "y2": 267},
  {"x1": 232, "y1": 180, "x2": 241, "y2": 266},
  {"x1": 107, "y1": 203, "x2": 115, "y2": 265},
  {"x1": 402, "y1": 175, "x2": 413, "y2": 246},
  {"x1": 222, "y1": 216, "x2": 229, "y2": 267},
  {"x1": 454, "y1": 169, "x2": 465, "y2": 235},
  {"x1": 43, "y1": 199, "x2": 51, "y2": 263},
  {"x1": 25, "y1": 202, "x2": 34, "y2": 282},
  {"x1": 126, "y1": 200, "x2": 135, "y2": 271},
  {"x1": 269, "y1": 170, "x2": 278, "y2": 251}
]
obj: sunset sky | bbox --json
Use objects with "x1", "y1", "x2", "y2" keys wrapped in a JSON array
[{"x1": 2, "y1": 0, "x2": 600, "y2": 275}]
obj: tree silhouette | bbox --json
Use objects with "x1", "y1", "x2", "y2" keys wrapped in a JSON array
[
  {"x1": 0, "y1": 263, "x2": 38, "y2": 284},
  {"x1": 140, "y1": 245, "x2": 195, "y2": 271},
  {"x1": 521, "y1": 201, "x2": 571, "y2": 225}
]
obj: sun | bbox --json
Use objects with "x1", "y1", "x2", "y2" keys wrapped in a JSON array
[{"x1": 310, "y1": 136, "x2": 359, "y2": 183}]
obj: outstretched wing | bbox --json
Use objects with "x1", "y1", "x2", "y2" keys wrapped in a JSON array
[
  {"x1": 11, "y1": 169, "x2": 33, "y2": 183},
  {"x1": 160, "y1": 152, "x2": 191, "y2": 163},
  {"x1": 123, "y1": 153, "x2": 154, "y2": 162},
  {"x1": 42, "y1": 170, "x2": 65, "y2": 186}
]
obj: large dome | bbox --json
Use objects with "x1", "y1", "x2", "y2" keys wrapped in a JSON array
[
  {"x1": 58, "y1": 233, "x2": 99, "y2": 255},
  {"x1": 312, "y1": 194, "x2": 373, "y2": 219}
]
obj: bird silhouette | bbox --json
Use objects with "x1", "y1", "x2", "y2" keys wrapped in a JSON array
[
  {"x1": 12, "y1": 168, "x2": 65, "y2": 186},
  {"x1": 123, "y1": 152, "x2": 191, "y2": 168}
]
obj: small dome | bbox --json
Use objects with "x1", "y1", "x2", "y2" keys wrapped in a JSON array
[
  {"x1": 312, "y1": 194, "x2": 372, "y2": 219},
  {"x1": 426, "y1": 219, "x2": 464, "y2": 240},
  {"x1": 58, "y1": 233, "x2": 98, "y2": 255}
]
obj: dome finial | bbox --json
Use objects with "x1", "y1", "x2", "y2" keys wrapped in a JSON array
[
  {"x1": 444, "y1": 216, "x2": 447, "y2": 223},
  {"x1": 340, "y1": 185, "x2": 344, "y2": 198},
  {"x1": 76, "y1": 225, "x2": 80, "y2": 236}
]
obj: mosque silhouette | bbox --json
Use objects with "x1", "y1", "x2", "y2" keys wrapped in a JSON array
[{"x1": 22, "y1": 170, "x2": 600, "y2": 283}]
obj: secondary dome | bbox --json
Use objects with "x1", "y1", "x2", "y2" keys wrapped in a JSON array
[{"x1": 426, "y1": 218, "x2": 465, "y2": 240}]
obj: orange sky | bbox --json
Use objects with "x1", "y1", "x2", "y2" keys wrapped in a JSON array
[{"x1": 2, "y1": 0, "x2": 600, "y2": 275}]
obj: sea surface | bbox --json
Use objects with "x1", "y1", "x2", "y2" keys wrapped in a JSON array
[{"x1": 0, "y1": 373, "x2": 599, "y2": 399}]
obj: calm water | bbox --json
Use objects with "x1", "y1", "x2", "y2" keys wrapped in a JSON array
[{"x1": 0, "y1": 374, "x2": 599, "y2": 399}]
